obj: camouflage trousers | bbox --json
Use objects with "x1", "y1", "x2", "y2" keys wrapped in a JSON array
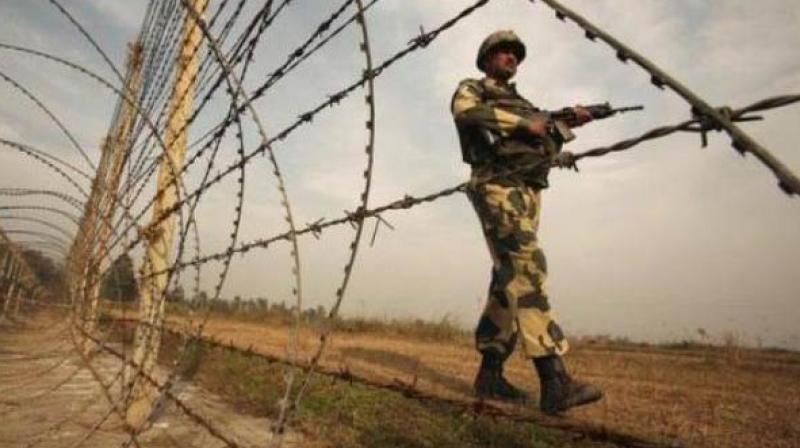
[{"x1": 467, "y1": 180, "x2": 569, "y2": 360}]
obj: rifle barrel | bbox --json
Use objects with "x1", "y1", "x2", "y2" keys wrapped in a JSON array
[{"x1": 615, "y1": 105, "x2": 645, "y2": 113}]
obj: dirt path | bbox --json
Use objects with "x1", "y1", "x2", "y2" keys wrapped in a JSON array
[
  {"x1": 186, "y1": 315, "x2": 800, "y2": 448},
  {"x1": 0, "y1": 314, "x2": 302, "y2": 448}
]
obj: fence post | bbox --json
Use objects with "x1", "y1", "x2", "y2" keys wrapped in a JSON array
[
  {"x1": 84, "y1": 41, "x2": 144, "y2": 335},
  {"x1": 125, "y1": 0, "x2": 206, "y2": 429}
]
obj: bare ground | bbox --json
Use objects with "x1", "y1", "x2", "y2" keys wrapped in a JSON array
[{"x1": 0, "y1": 314, "x2": 302, "y2": 448}]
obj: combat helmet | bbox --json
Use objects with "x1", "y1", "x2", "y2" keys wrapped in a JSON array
[{"x1": 476, "y1": 30, "x2": 526, "y2": 72}]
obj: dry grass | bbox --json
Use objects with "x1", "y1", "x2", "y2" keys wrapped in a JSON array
[
  {"x1": 210, "y1": 314, "x2": 800, "y2": 447},
  {"x1": 156, "y1": 331, "x2": 620, "y2": 448},
  {"x1": 105, "y1": 305, "x2": 800, "y2": 447}
]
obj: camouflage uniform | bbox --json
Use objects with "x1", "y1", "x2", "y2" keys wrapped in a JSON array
[{"x1": 452, "y1": 76, "x2": 569, "y2": 360}]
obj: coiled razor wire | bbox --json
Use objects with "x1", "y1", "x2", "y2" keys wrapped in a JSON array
[{"x1": 275, "y1": 0, "x2": 378, "y2": 440}]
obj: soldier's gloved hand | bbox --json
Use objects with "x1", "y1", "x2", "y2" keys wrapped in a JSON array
[
  {"x1": 572, "y1": 105, "x2": 593, "y2": 126},
  {"x1": 551, "y1": 151, "x2": 579, "y2": 171},
  {"x1": 526, "y1": 117, "x2": 549, "y2": 137}
]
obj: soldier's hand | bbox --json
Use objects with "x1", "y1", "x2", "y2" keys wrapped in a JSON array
[
  {"x1": 572, "y1": 105, "x2": 593, "y2": 126},
  {"x1": 526, "y1": 117, "x2": 548, "y2": 136},
  {"x1": 551, "y1": 151, "x2": 579, "y2": 171}
]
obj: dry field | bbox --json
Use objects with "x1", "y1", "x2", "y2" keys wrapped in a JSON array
[
  {"x1": 178, "y1": 313, "x2": 800, "y2": 448},
  {"x1": 4, "y1": 310, "x2": 799, "y2": 447}
]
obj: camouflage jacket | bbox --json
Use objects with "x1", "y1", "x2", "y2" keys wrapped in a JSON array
[{"x1": 451, "y1": 77, "x2": 560, "y2": 189}]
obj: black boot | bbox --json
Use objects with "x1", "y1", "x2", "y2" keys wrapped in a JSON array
[
  {"x1": 473, "y1": 351, "x2": 530, "y2": 403},
  {"x1": 533, "y1": 355, "x2": 602, "y2": 416}
]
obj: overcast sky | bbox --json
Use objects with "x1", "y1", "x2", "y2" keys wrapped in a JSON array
[{"x1": 1, "y1": 0, "x2": 798, "y2": 349}]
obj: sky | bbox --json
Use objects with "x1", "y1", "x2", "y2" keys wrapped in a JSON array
[{"x1": 0, "y1": 0, "x2": 798, "y2": 349}]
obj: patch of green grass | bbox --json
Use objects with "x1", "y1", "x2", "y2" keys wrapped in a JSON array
[
  {"x1": 175, "y1": 338, "x2": 205, "y2": 380},
  {"x1": 97, "y1": 310, "x2": 114, "y2": 325}
]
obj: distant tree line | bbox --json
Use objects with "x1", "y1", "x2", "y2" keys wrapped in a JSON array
[
  {"x1": 100, "y1": 254, "x2": 138, "y2": 302},
  {"x1": 181, "y1": 293, "x2": 328, "y2": 321},
  {"x1": 99, "y1": 253, "x2": 327, "y2": 320},
  {"x1": 21, "y1": 249, "x2": 66, "y2": 294}
]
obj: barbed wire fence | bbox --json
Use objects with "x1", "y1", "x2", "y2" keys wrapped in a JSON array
[{"x1": 0, "y1": 0, "x2": 797, "y2": 447}]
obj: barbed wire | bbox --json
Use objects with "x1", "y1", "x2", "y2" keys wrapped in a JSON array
[
  {"x1": 0, "y1": 138, "x2": 91, "y2": 196},
  {"x1": 45, "y1": 2, "x2": 500, "y2": 440},
  {"x1": 273, "y1": 1, "x2": 378, "y2": 442},
  {"x1": 120, "y1": 0, "x2": 373, "y2": 239},
  {"x1": 75, "y1": 322, "x2": 243, "y2": 448},
  {"x1": 0, "y1": 216, "x2": 76, "y2": 241},
  {"x1": 99, "y1": 315, "x2": 670, "y2": 448},
  {"x1": 0, "y1": 188, "x2": 85, "y2": 210},
  {"x1": 0, "y1": 69, "x2": 96, "y2": 172},
  {"x1": 123, "y1": 92, "x2": 797, "y2": 285},
  {"x1": 530, "y1": 0, "x2": 800, "y2": 196},
  {"x1": 0, "y1": 205, "x2": 80, "y2": 227},
  {"x1": 76, "y1": 5, "x2": 503, "y2": 439},
  {"x1": 105, "y1": 0, "x2": 493, "y2": 264},
  {"x1": 0, "y1": 42, "x2": 193, "y2": 239}
]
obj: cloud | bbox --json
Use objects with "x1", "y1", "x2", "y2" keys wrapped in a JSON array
[
  {"x1": 0, "y1": 121, "x2": 21, "y2": 142},
  {"x1": 89, "y1": 3, "x2": 147, "y2": 32}
]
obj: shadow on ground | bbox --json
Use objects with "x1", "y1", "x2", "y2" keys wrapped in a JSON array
[{"x1": 341, "y1": 346, "x2": 474, "y2": 396}]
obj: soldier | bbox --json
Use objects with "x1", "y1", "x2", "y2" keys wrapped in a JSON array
[{"x1": 451, "y1": 30, "x2": 602, "y2": 415}]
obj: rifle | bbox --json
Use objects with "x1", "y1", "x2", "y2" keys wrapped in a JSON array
[
  {"x1": 464, "y1": 103, "x2": 643, "y2": 165},
  {"x1": 547, "y1": 102, "x2": 644, "y2": 143}
]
